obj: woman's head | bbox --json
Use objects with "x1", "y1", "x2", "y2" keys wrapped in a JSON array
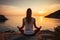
[{"x1": 26, "y1": 8, "x2": 32, "y2": 18}]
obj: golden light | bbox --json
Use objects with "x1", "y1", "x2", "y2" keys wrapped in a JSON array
[
  {"x1": 37, "y1": 10, "x2": 52, "y2": 16},
  {"x1": 1, "y1": 5, "x2": 25, "y2": 16},
  {"x1": 39, "y1": 16, "x2": 44, "y2": 22},
  {"x1": 38, "y1": 10, "x2": 46, "y2": 14}
]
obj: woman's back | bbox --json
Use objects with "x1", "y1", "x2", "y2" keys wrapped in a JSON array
[{"x1": 24, "y1": 17, "x2": 35, "y2": 34}]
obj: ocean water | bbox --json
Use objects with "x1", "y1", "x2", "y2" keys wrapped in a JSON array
[{"x1": 0, "y1": 16, "x2": 60, "y2": 32}]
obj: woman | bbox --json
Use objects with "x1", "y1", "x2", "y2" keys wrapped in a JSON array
[{"x1": 17, "y1": 8, "x2": 42, "y2": 36}]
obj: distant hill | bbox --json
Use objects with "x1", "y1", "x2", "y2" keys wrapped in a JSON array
[
  {"x1": 45, "y1": 10, "x2": 60, "y2": 19},
  {"x1": 0, "y1": 15, "x2": 8, "y2": 22}
]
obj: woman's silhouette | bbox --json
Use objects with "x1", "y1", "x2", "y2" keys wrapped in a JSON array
[{"x1": 17, "y1": 8, "x2": 42, "y2": 36}]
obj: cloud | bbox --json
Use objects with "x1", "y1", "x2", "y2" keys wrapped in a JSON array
[
  {"x1": 0, "y1": 5, "x2": 25, "y2": 16},
  {"x1": 0, "y1": 3, "x2": 60, "y2": 16},
  {"x1": 0, "y1": 0, "x2": 60, "y2": 7}
]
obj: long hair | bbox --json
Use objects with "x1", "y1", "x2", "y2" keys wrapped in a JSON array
[{"x1": 26, "y1": 8, "x2": 32, "y2": 23}]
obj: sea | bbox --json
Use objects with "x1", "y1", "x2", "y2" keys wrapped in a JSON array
[{"x1": 0, "y1": 16, "x2": 60, "y2": 32}]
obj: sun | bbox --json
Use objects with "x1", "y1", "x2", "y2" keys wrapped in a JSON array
[{"x1": 38, "y1": 10, "x2": 46, "y2": 14}]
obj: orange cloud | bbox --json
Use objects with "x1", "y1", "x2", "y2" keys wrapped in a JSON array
[
  {"x1": 0, "y1": 4, "x2": 60, "y2": 16},
  {"x1": 0, "y1": 5, "x2": 25, "y2": 16}
]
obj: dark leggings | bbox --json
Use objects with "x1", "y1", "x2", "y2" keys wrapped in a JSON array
[{"x1": 18, "y1": 28, "x2": 40, "y2": 36}]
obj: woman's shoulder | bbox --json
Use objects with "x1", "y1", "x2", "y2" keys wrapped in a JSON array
[
  {"x1": 32, "y1": 17, "x2": 35, "y2": 20},
  {"x1": 23, "y1": 17, "x2": 26, "y2": 19},
  {"x1": 23, "y1": 17, "x2": 35, "y2": 20}
]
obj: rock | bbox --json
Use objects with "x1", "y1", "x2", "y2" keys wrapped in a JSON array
[{"x1": 0, "y1": 15, "x2": 8, "y2": 22}]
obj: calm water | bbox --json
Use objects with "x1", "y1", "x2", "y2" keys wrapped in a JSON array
[{"x1": 0, "y1": 16, "x2": 60, "y2": 32}]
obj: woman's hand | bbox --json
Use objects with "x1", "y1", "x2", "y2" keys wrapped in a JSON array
[
  {"x1": 17, "y1": 26, "x2": 22, "y2": 29},
  {"x1": 17, "y1": 26, "x2": 19, "y2": 28},
  {"x1": 39, "y1": 26, "x2": 42, "y2": 29},
  {"x1": 17, "y1": 26, "x2": 24, "y2": 32},
  {"x1": 36, "y1": 26, "x2": 42, "y2": 30}
]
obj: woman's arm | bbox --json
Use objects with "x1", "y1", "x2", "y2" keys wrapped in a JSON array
[
  {"x1": 17, "y1": 19, "x2": 24, "y2": 29},
  {"x1": 21, "y1": 19, "x2": 25, "y2": 28},
  {"x1": 34, "y1": 18, "x2": 42, "y2": 29},
  {"x1": 34, "y1": 18, "x2": 38, "y2": 28}
]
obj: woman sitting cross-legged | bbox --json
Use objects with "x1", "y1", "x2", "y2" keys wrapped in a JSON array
[{"x1": 17, "y1": 8, "x2": 42, "y2": 36}]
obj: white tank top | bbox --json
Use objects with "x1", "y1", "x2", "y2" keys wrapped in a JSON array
[{"x1": 24, "y1": 17, "x2": 34, "y2": 34}]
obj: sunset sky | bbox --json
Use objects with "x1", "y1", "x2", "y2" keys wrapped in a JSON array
[
  {"x1": 0, "y1": 0, "x2": 60, "y2": 16},
  {"x1": 0, "y1": 0, "x2": 60, "y2": 31}
]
